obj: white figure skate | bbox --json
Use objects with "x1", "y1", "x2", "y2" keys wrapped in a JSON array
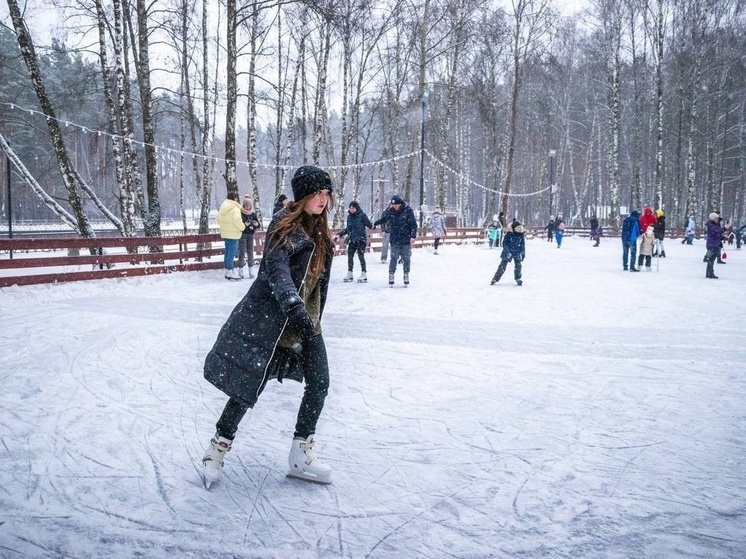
[
  {"x1": 287, "y1": 435, "x2": 332, "y2": 485},
  {"x1": 202, "y1": 433, "x2": 232, "y2": 489}
]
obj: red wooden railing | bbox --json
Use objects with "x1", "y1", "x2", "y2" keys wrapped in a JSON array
[{"x1": 0, "y1": 228, "x2": 487, "y2": 287}]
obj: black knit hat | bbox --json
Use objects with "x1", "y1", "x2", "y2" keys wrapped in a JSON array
[
  {"x1": 390, "y1": 194, "x2": 404, "y2": 205},
  {"x1": 291, "y1": 165, "x2": 332, "y2": 201}
]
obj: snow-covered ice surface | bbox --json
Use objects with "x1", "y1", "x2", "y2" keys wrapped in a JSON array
[{"x1": 1, "y1": 235, "x2": 744, "y2": 558}]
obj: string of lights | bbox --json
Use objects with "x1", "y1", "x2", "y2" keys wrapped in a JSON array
[{"x1": 2, "y1": 100, "x2": 550, "y2": 199}]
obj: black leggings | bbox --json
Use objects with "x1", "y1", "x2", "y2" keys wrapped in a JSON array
[
  {"x1": 215, "y1": 334, "x2": 329, "y2": 441},
  {"x1": 347, "y1": 241, "x2": 367, "y2": 272},
  {"x1": 434, "y1": 237, "x2": 441, "y2": 250}
]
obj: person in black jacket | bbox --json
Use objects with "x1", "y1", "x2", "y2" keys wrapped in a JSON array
[
  {"x1": 491, "y1": 219, "x2": 526, "y2": 286},
  {"x1": 653, "y1": 209, "x2": 666, "y2": 257},
  {"x1": 334, "y1": 201, "x2": 373, "y2": 282},
  {"x1": 202, "y1": 165, "x2": 336, "y2": 487},
  {"x1": 273, "y1": 193, "x2": 289, "y2": 215},
  {"x1": 238, "y1": 195, "x2": 261, "y2": 278},
  {"x1": 373, "y1": 194, "x2": 418, "y2": 286}
]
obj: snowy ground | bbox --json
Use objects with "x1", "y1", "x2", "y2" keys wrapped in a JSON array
[{"x1": 1, "y1": 234, "x2": 744, "y2": 558}]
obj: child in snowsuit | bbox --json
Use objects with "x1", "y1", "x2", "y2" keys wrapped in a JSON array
[
  {"x1": 637, "y1": 225, "x2": 655, "y2": 271},
  {"x1": 491, "y1": 219, "x2": 525, "y2": 286},
  {"x1": 487, "y1": 221, "x2": 501, "y2": 248}
]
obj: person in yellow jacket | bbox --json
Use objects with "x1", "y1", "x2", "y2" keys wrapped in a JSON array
[{"x1": 217, "y1": 193, "x2": 245, "y2": 280}]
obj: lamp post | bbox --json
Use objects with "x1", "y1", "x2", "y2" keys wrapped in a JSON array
[
  {"x1": 418, "y1": 90, "x2": 429, "y2": 227},
  {"x1": 5, "y1": 150, "x2": 12, "y2": 260},
  {"x1": 548, "y1": 150, "x2": 556, "y2": 218}
]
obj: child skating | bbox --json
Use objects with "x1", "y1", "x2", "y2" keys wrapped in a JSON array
[{"x1": 491, "y1": 219, "x2": 526, "y2": 286}]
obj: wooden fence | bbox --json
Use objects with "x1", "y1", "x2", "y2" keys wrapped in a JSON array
[{"x1": 0, "y1": 227, "x2": 487, "y2": 287}]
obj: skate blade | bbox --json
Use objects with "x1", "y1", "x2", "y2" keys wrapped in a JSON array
[
  {"x1": 343, "y1": 279, "x2": 354, "y2": 282},
  {"x1": 286, "y1": 471, "x2": 332, "y2": 485},
  {"x1": 357, "y1": 279, "x2": 367, "y2": 283}
]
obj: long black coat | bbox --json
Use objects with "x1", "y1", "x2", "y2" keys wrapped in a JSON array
[{"x1": 204, "y1": 211, "x2": 333, "y2": 407}]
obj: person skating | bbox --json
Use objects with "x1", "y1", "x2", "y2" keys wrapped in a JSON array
[
  {"x1": 545, "y1": 217, "x2": 555, "y2": 243},
  {"x1": 653, "y1": 209, "x2": 666, "y2": 257},
  {"x1": 334, "y1": 200, "x2": 373, "y2": 283},
  {"x1": 487, "y1": 220, "x2": 501, "y2": 248},
  {"x1": 554, "y1": 213, "x2": 565, "y2": 247},
  {"x1": 238, "y1": 195, "x2": 260, "y2": 278},
  {"x1": 705, "y1": 212, "x2": 724, "y2": 279},
  {"x1": 373, "y1": 194, "x2": 417, "y2": 286},
  {"x1": 590, "y1": 214, "x2": 599, "y2": 244},
  {"x1": 217, "y1": 192, "x2": 246, "y2": 280},
  {"x1": 639, "y1": 206, "x2": 657, "y2": 238},
  {"x1": 491, "y1": 219, "x2": 526, "y2": 286},
  {"x1": 702, "y1": 211, "x2": 726, "y2": 264},
  {"x1": 430, "y1": 208, "x2": 447, "y2": 254},
  {"x1": 621, "y1": 210, "x2": 641, "y2": 271},
  {"x1": 637, "y1": 225, "x2": 655, "y2": 271},
  {"x1": 202, "y1": 165, "x2": 336, "y2": 488},
  {"x1": 682, "y1": 215, "x2": 696, "y2": 245},
  {"x1": 377, "y1": 202, "x2": 393, "y2": 264},
  {"x1": 273, "y1": 193, "x2": 289, "y2": 215}
]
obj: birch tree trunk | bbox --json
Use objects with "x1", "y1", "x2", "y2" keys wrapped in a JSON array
[
  {"x1": 224, "y1": 0, "x2": 238, "y2": 197},
  {"x1": 134, "y1": 0, "x2": 162, "y2": 238},
  {"x1": 6, "y1": 0, "x2": 95, "y2": 238}
]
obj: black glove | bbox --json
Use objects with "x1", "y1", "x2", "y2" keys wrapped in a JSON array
[{"x1": 286, "y1": 304, "x2": 315, "y2": 342}]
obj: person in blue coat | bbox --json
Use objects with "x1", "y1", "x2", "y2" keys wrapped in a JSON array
[
  {"x1": 373, "y1": 194, "x2": 418, "y2": 286},
  {"x1": 621, "y1": 210, "x2": 641, "y2": 272},
  {"x1": 334, "y1": 201, "x2": 373, "y2": 282},
  {"x1": 490, "y1": 219, "x2": 526, "y2": 286}
]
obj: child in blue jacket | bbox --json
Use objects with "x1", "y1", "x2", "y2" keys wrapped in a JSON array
[{"x1": 491, "y1": 219, "x2": 526, "y2": 286}]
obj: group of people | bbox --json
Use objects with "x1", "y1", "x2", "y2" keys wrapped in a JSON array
[
  {"x1": 545, "y1": 214, "x2": 566, "y2": 247},
  {"x1": 620, "y1": 206, "x2": 668, "y2": 272},
  {"x1": 216, "y1": 193, "x2": 262, "y2": 280}
]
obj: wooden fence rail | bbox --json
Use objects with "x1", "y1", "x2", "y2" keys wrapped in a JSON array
[{"x1": 0, "y1": 227, "x2": 487, "y2": 287}]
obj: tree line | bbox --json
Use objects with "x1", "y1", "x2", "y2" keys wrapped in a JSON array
[{"x1": 0, "y1": 0, "x2": 744, "y2": 240}]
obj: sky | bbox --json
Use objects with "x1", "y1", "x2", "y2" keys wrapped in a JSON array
[{"x1": 1, "y1": 233, "x2": 744, "y2": 558}]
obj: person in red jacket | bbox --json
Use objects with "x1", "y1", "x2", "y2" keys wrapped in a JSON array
[{"x1": 639, "y1": 206, "x2": 657, "y2": 238}]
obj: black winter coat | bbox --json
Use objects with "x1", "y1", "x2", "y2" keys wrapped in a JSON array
[
  {"x1": 337, "y1": 209, "x2": 372, "y2": 244},
  {"x1": 374, "y1": 203, "x2": 417, "y2": 247},
  {"x1": 654, "y1": 215, "x2": 666, "y2": 241},
  {"x1": 204, "y1": 210, "x2": 334, "y2": 406},
  {"x1": 500, "y1": 230, "x2": 525, "y2": 262},
  {"x1": 241, "y1": 211, "x2": 259, "y2": 236}
]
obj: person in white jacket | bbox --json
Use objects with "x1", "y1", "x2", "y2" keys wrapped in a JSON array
[
  {"x1": 430, "y1": 208, "x2": 447, "y2": 255},
  {"x1": 217, "y1": 193, "x2": 245, "y2": 280}
]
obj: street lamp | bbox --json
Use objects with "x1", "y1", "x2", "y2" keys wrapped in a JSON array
[
  {"x1": 418, "y1": 90, "x2": 429, "y2": 227},
  {"x1": 548, "y1": 150, "x2": 556, "y2": 218},
  {"x1": 5, "y1": 150, "x2": 12, "y2": 260}
]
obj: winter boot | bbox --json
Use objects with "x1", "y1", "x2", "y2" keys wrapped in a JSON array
[
  {"x1": 389, "y1": 273, "x2": 395, "y2": 286},
  {"x1": 403, "y1": 273, "x2": 410, "y2": 286},
  {"x1": 516, "y1": 278, "x2": 523, "y2": 286},
  {"x1": 287, "y1": 435, "x2": 332, "y2": 484},
  {"x1": 357, "y1": 272, "x2": 367, "y2": 283},
  {"x1": 491, "y1": 273, "x2": 502, "y2": 285},
  {"x1": 202, "y1": 433, "x2": 232, "y2": 489},
  {"x1": 660, "y1": 251, "x2": 666, "y2": 258},
  {"x1": 343, "y1": 271, "x2": 354, "y2": 282},
  {"x1": 630, "y1": 267, "x2": 640, "y2": 272}
]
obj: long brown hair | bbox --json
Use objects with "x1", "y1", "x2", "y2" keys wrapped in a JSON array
[{"x1": 266, "y1": 193, "x2": 334, "y2": 278}]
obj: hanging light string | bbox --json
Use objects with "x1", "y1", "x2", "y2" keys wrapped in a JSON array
[
  {"x1": 2, "y1": 101, "x2": 550, "y2": 198},
  {"x1": 426, "y1": 149, "x2": 551, "y2": 198}
]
